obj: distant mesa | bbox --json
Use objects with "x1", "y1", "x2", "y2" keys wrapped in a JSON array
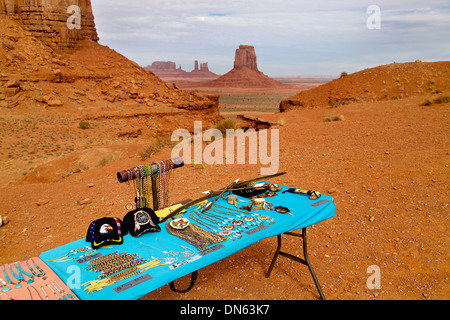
[
  {"x1": 189, "y1": 45, "x2": 287, "y2": 88},
  {"x1": 144, "y1": 60, "x2": 219, "y2": 79}
]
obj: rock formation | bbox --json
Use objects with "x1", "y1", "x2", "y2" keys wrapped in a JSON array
[
  {"x1": 0, "y1": 0, "x2": 98, "y2": 50},
  {"x1": 144, "y1": 60, "x2": 219, "y2": 79},
  {"x1": 234, "y1": 45, "x2": 258, "y2": 71},
  {"x1": 145, "y1": 61, "x2": 186, "y2": 78},
  {"x1": 194, "y1": 44, "x2": 286, "y2": 88}
]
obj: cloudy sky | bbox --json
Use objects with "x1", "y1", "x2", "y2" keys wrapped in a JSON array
[{"x1": 90, "y1": 0, "x2": 450, "y2": 77}]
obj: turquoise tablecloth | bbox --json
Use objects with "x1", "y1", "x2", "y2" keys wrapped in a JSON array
[{"x1": 39, "y1": 183, "x2": 335, "y2": 300}]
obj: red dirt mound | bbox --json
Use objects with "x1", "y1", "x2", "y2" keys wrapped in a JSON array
[
  {"x1": 200, "y1": 66, "x2": 286, "y2": 88},
  {"x1": 280, "y1": 61, "x2": 450, "y2": 111}
]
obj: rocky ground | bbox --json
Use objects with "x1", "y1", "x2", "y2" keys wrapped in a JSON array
[{"x1": 1, "y1": 88, "x2": 448, "y2": 300}]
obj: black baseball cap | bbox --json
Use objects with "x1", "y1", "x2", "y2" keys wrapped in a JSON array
[
  {"x1": 123, "y1": 208, "x2": 161, "y2": 237},
  {"x1": 86, "y1": 217, "x2": 127, "y2": 249}
]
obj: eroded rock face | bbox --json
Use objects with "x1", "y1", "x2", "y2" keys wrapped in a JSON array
[
  {"x1": 233, "y1": 45, "x2": 258, "y2": 71},
  {"x1": 0, "y1": 0, "x2": 98, "y2": 50}
]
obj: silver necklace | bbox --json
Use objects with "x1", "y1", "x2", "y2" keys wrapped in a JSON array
[
  {"x1": 155, "y1": 237, "x2": 195, "y2": 257},
  {"x1": 139, "y1": 242, "x2": 177, "y2": 265}
]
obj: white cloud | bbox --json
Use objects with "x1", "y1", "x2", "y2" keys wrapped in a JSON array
[{"x1": 91, "y1": 0, "x2": 450, "y2": 76}]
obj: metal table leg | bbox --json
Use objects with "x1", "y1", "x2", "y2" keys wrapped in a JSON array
[
  {"x1": 169, "y1": 271, "x2": 198, "y2": 293},
  {"x1": 265, "y1": 228, "x2": 326, "y2": 300}
]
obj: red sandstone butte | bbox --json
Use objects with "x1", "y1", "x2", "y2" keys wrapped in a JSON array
[{"x1": 198, "y1": 44, "x2": 287, "y2": 88}]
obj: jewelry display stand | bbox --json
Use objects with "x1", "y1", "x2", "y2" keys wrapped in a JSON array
[
  {"x1": 117, "y1": 157, "x2": 184, "y2": 211},
  {"x1": 117, "y1": 157, "x2": 198, "y2": 292}
]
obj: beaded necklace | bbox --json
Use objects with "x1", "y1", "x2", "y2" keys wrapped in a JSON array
[
  {"x1": 46, "y1": 246, "x2": 95, "y2": 262},
  {"x1": 126, "y1": 159, "x2": 176, "y2": 211},
  {"x1": 82, "y1": 259, "x2": 161, "y2": 294},
  {"x1": 135, "y1": 164, "x2": 153, "y2": 208},
  {"x1": 52, "y1": 280, "x2": 77, "y2": 300},
  {"x1": 26, "y1": 259, "x2": 46, "y2": 278},
  {"x1": 154, "y1": 159, "x2": 175, "y2": 209},
  {"x1": 166, "y1": 223, "x2": 227, "y2": 251},
  {"x1": 85, "y1": 252, "x2": 145, "y2": 280},
  {"x1": 97, "y1": 258, "x2": 146, "y2": 279},
  {"x1": 188, "y1": 211, "x2": 244, "y2": 241}
]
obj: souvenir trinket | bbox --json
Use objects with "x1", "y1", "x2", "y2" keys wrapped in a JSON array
[
  {"x1": 272, "y1": 206, "x2": 293, "y2": 216},
  {"x1": 169, "y1": 217, "x2": 190, "y2": 230},
  {"x1": 282, "y1": 188, "x2": 321, "y2": 200}
]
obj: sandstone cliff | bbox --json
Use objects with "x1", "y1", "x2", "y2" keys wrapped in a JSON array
[{"x1": 0, "y1": 0, "x2": 98, "y2": 50}]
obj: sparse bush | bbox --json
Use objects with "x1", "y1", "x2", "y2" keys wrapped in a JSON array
[
  {"x1": 340, "y1": 71, "x2": 348, "y2": 78},
  {"x1": 329, "y1": 101, "x2": 341, "y2": 108},
  {"x1": 79, "y1": 120, "x2": 90, "y2": 129},
  {"x1": 139, "y1": 135, "x2": 176, "y2": 160},
  {"x1": 61, "y1": 161, "x2": 89, "y2": 179},
  {"x1": 213, "y1": 118, "x2": 241, "y2": 134},
  {"x1": 277, "y1": 118, "x2": 286, "y2": 126},
  {"x1": 420, "y1": 95, "x2": 450, "y2": 106},
  {"x1": 434, "y1": 95, "x2": 450, "y2": 103},
  {"x1": 97, "y1": 153, "x2": 123, "y2": 167},
  {"x1": 190, "y1": 160, "x2": 205, "y2": 169},
  {"x1": 324, "y1": 114, "x2": 345, "y2": 122}
]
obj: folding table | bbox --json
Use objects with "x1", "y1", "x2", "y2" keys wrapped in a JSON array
[{"x1": 39, "y1": 182, "x2": 335, "y2": 300}]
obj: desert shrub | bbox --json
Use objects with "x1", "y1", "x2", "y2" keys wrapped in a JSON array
[
  {"x1": 421, "y1": 99, "x2": 433, "y2": 106},
  {"x1": 433, "y1": 95, "x2": 450, "y2": 103},
  {"x1": 79, "y1": 120, "x2": 90, "y2": 129},
  {"x1": 213, "y1": 118, "x2": 241, "y2": 134},
  {"x1": 329, "y1": 100, "x2": 341, "y2": 108},
  {"x1": 97, "y1": 153, "x2": 123, "y2": 167},
  {"x1": 61, "y1": 161, "x2": 89, "y2": 179},
  {"x1": 420, "y1": 95, "x2": 450, "y2": 106},
  {"x1": 277, "y1": 118, "x2": 286, "y2": 126},
  {"x1": 324, "y1": 114, "x2": 345, "y2": 122},
  {"x1": 139, "y1": 135, "x2": 176, "y2": 160},
  {"x1": 190, "y1": 160, "x2": 205, "y2": 169},
  {"x1": 340, "y1": 71, "x2": 348, "y2": 78}
]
